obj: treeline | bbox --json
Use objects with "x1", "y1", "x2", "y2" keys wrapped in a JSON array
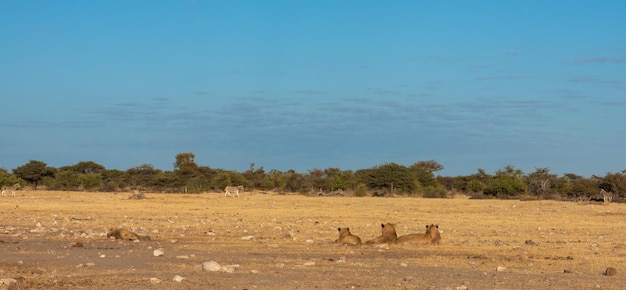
[{"x1": 1, "y1": 152, "x2": 624, "y2": 201}]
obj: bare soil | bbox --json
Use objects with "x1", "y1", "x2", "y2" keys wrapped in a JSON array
[{"x1": 1, "y1": 191, "x2": 625, "y2": 289}]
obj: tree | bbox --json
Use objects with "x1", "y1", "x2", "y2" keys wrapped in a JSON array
[
  {"x1": 411, "y1": 160, "x2": 444, "y2": 172},
  {"x1": 599, "y1": 171, "x2": 626, "y2": 199},
  {"x1": 60, "y1": 161, "x2": 106, "y2": 174},
  {"x1": 174, "y1": 152, "x2": 198, "y2": 171},
  {"x1": 525, "y1": 167, "x2": 558, "y2": 198},
  {"x1": 211, "y1": 170, "x2": 234, "y2": 191},
  {"x1": 243, "y1": 163, "x2": 266, "y2": 189},
  {"x1": 284, "y1": 169, "x2": 306, "y2": 193},
  {"x1": 13, "y1": 160, "x2": 56, "y2": 190},
  {"x1": 0, "y1": 170, "x2": 24, "y2": 187},
  {"x1": 356, "y1": 163, "x2": 420, "y2": 194},
  {"x1": 308, "y1": 169, "x2": 328, "y2": 192},
  {"x1": 562, "y1": 173, "x2": 597, "y2": 199},
  {"x1": 473, "y1": 168, "x2": 492, "y2": 185},
  {"x1": 410, "y1": 160, "x2": 443, "y2": 187},
  {"x1": 49, "y1": 170, "x2": 81, "y2": 190},
  {"x1": 483, "y1": 166, "x2": 527, "y2": 198},
  {"x1": 53, "y1": 161, "x2": 106, "y2": 191},
  {"x1": 125, "y1": 164, "x2": 161, "y2": 189},
  {"x1": 266, "y1": 169, "x2": 286, "y2": 191},
  {"x1": 100, "y1": 169, "x2": 126, "y2": 192}
]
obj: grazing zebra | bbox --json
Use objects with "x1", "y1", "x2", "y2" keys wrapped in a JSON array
[
  {"x1": 1, "y1": 183, "x2": 21, "y2": 197},
  {"x1": 224, "y1": 185, "x2": 244, "y2": 197},
  {"x1": 601, "y1": 189, "x2": 613, "y2": 203}
]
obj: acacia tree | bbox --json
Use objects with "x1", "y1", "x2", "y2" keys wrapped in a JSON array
[
  {"x1": 61, "y1": 161, "x2": 106, "y2": 174},
  {"x1": 100, "y1": 169, "x2": 126, "y2": 192},
  {"x1": 0, "y1": 169, "x2": 24, "y2": 187},
  {"x1": 410, "y1": 160, "x2": 443, "y2": 188},
  {"x1": 599, "y1": 171, "x2": 626, "y2": 199},
  {"x1": 356, "y1": 163, "x2": 421, "y2": 194},
  {"x1": 307, "y1": 169, "x2": 327, "y2": 192},
  {"x1": 174, "y1": 152, "x2": 198, "y2": 171},
  {"x1": 561, "y1": 173, "x2": 598, "y2": 199},
  {"x1": 265, "y1": 169, "x2": 286, "y2": 191},
  {"x1": 13, "y1": 160, "x2": 56, "y2": 190},
  {"x1": 525, "y1": 167, "x2": 558, "y2": 198},
  {"x1": 125, "y1": 164, "x2": 161, "y2": 189},
  {"x1": 55, "y1": 161, "x2": 106, "y2": 191},
  {"x1": 326, "y1": 168, "x2": 358, "y2": 191},
  {"x1": 484, "y1": 165, "x2": 527, "y2": 198}
]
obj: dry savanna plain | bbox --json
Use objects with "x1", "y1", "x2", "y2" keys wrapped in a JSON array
[{"x1": 1, "y1": 190, "x2": 626, "y2": 289}]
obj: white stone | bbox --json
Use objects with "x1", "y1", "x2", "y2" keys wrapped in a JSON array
[
  {"x1": 0, "y1": 278, "x2": 17, "y2": 287},
  {"x1": 221, "y1": 264, "x2": 239, "y2": 273},
  {"x1": 153, "y1": 249, "x2": 164, "y2": 257},
  {"x1": 202, "y1": 261, "x2": 222, "y2": 272},
  {"x1": 173, "y1": 275, "x2": 184, "y2": 282},
  {"x1": 241, "y1": 235, "x2": 254, "y2": 240},
  {"x1": 149, "y1": 277, "x2": 161, "y2": 284}
]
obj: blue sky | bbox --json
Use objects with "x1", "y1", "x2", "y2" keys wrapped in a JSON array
[{"x1": 1, "y1": 1, "x2": 625, "y2": 177}]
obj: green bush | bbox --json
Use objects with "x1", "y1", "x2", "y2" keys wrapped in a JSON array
[
  {"x1": 484, "y1": 175, "x2": 527, "y2": 198},
  {"x1": 354, "y1": 183, "x2": 368, "y2": 197},
  {"x1": 422, "y1": 185, "x2": 447, "y2": 198}
]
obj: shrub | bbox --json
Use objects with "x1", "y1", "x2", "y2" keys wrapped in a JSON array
[{"x1": 354, "y1": 183, "x2": 368, "y2": 197}]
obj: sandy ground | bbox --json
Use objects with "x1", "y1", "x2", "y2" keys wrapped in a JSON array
[{"x1": 1, "y1": 191, "x2": 625, "y2": 289}]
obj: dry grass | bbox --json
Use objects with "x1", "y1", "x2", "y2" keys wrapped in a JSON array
[{"x1": 1, "y1": 190, "x2": 625, "y2": 289}]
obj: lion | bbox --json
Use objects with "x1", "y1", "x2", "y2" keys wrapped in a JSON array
[
  {"x1": 107, "y1": 228, "x2": 151, "y2": 241},
  {"x1": 335, "y1": 227, "x2": 362, "y2": 246},
  {"x1": 364, "y1": 223, "x2": 398, "y2": 245},
  {"x1": 395, "y1": 224, "x2": 441, "y2": 245}
]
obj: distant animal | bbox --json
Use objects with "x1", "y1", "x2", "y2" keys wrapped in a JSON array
[
  {"x1": 224, "y1": 185, "x2": 244, "y2": 197},
  {"x1": 1, "y1": 183, "x2": 21, "y2": 197},
  {"x1": 364, "y1": 223, "x2": 398, "y2": 245},
  {"x1": 601, "y1": 189, "x2": 613, "y2": 203},
  {"x1": 395, "y1": 224, "x2": 441, "y2": 245},
  {"x1": 129, "y1": 190, "x2": 146, "y2": 200},
  {"x1": 335, "y1": 228, "x2": 362, "y2": 246},
  {"x1": 107, "y1": 228, "x2": 151, "y2": 241}
]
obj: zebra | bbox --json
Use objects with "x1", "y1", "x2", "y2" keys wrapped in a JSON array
[
  {"x1": 1, "y1": 183, "x2": 21, "y2": 197},
  {"x1": 224, "y1": 185, "x2": 244, "y2": 197},
  {"x1": 601, "y1": 189, "x2": 613, "y2": 203}
]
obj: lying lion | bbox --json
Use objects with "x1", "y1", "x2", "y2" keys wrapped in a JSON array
[
  {"x1": 107, "y1": 228, "x2": 151, "y2": 241},
  {"x1": 395, "y1": 224, "x2": 441, "y2": 245},
  {"x1": 364, "y1": 223, "x2": 398, "y2": 245},
  {"x1": 335, "y1": 227, "x2": 362, "y2": 246}
]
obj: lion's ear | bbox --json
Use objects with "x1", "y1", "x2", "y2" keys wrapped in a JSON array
[
  {"x1": 347, "y1": 228, "x2": 350, "y2": 231},
  {"x1": 381, "y1": 224, "x2": 385, "y2": 228},
  {"x1": 425, "y1": 225, "x2": 429, "y2": 229},
  {"x1": 337, "y1": 228, "x2": 341, "y2": 231}
]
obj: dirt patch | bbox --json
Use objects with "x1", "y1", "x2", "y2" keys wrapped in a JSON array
[{"x1": 1, "y1": 191, "x2": 625, "y2": 289}]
